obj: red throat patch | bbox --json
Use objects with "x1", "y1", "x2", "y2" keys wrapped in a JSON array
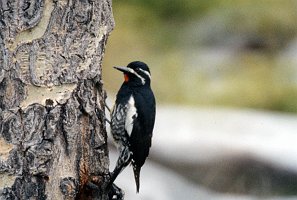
[{"x1": 124, "y1": 74, "x2": 129, "y2": 82}]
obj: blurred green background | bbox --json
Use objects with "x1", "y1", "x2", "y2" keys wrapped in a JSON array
[{"x1": 103, "y1": 0, "x2": 297, "y2": 112}]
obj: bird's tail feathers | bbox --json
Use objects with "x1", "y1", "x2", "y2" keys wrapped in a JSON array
[{"x1": 133, "y1": 166, "x2": 141, "y2": 193}]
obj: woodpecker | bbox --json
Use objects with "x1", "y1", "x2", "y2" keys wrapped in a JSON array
[{"x1": 108, "y1": 61, "x2": 156, "y2": 193}]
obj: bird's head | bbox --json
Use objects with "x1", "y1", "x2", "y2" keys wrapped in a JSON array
[{"x1": 114, "y1": 61, "x2": 151, "y2": 86}]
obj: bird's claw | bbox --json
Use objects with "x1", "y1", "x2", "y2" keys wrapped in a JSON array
[{"x1": 108, "y1": 183, "x2": 124, "y2": 200}]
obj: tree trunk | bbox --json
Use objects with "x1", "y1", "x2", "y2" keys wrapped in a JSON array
[{"x1": 0, "y1": 0, "x2": 114, "y2": 199}]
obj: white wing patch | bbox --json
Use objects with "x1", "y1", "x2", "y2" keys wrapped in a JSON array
[{"x1": 125, "y1": 95, "x2": 137, "y2": 136}]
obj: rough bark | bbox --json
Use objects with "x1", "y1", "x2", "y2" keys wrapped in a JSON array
[{"x1": 0, "y1": 0, "x2": 114, "y2": 199}]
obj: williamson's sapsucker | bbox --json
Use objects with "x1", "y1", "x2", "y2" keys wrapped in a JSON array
[{"x1": 108, "y1": 61, "x2": 156, "y2": 193}]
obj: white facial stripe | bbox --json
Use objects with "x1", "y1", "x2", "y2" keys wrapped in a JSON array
[
  {"x1": 129, "y1": 68, "x2": 146, "y2": 85},
  {"x1": 138, "y1": 68, "x2": 151, "y2": 79}
]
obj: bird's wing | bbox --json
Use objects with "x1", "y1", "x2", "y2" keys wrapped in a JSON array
[
  {"x1": 111, "y1": 95, "x2": 137, "y2": 146},
  {"x1": 111, "y1": 103, "x2": 128, "y2": 146}
]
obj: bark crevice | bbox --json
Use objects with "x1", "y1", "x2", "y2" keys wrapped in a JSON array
[{"x1": 0, "y1": 0, "x2": 114, "y2": 199}]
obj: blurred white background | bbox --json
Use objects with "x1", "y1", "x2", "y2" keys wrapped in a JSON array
[{"x1": 107, "y1": 106, "x2": 297, "y2": 200}]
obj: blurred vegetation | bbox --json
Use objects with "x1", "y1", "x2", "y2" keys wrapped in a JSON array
[{"x1": 103, "y1": 0, "x2": 297, "y2": 113}]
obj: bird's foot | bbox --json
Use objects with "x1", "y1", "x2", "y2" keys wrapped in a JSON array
[
  {"x1": 95, "y1": 107, "x2": 111, "y2": 125},
  {"x1": 105, "y1": 103, "x2": 112, "y2": 114},
  {"x1": 108, "y1": 183, "x2": 124, "y2": 200},
  {"x1": 104, "y1": 90, "x2": 112, "y2": 113}
]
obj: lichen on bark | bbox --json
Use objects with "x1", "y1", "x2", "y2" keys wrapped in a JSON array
[{"x1": 0, "y1": 0, "x2": 114, "y2": 199}]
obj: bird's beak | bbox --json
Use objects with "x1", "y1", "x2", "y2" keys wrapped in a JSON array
[{"x1": 114, "y1": 66, "x2": 131, "y2": 73}]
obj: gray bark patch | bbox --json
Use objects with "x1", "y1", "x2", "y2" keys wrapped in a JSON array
[{"x1": 0, "y1": 0, "x2": 114, "y2": 199}]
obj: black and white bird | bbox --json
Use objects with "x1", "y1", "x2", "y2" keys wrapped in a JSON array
[{"x1": 108, "y1": 61, "x2": 156, "y2": 193}]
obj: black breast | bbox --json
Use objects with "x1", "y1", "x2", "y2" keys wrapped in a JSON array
[{"x1": 129, "y1": 86, "x2": 156, "y2": 168}]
